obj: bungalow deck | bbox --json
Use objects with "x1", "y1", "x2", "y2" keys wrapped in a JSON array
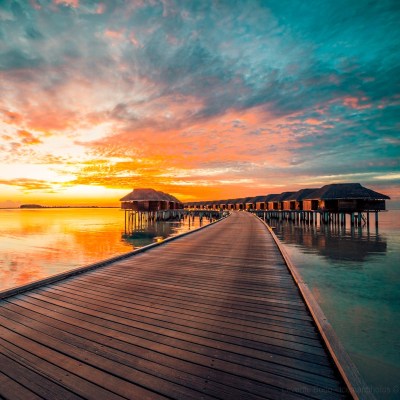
[{"x1": 0, "y1": 212, "x2": 365, "y2": 399}]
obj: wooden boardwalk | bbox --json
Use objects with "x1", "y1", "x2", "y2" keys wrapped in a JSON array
[{"x1": 0, "y1": 212, "x2": 352, "y2": 399}]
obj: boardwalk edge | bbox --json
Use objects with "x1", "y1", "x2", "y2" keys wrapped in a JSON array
[
  {"x1": 0, "y1": 214, "x2": 228, "y2": 301},
  {"x1": 255, "y1": 214, "x2": 376, "y2": 400}
]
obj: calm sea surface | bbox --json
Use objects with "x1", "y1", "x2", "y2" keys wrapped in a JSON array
[
  {"x1": 0, "y1": 208, "x2": 399, "y2": 397},
  {"x1": 0, "y1": 208, "x2": 209, "y2": 291},
  {"x1": 268, "y1": 209, "x2": 400, "y2": 399}
]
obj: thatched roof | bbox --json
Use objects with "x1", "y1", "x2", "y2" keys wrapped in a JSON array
[
  {"x1": 250, "y1": 195, "x2": 270, "y2": 203},
  {"x1": 264, "y1": 194, "x2": 279, "y2": 202},
  {"x1": 266, "y1": 194, "x2": 280, "y2": 202},
  {"x1": 243, "y1": 196, "x2": 257, "y2": 204},
  {"x1": 120, "y1": 188, "x2": 182, "y2": 202},
  {"x1": 304, "y1": 183, "x2": 390, "y2": 200},
  {"x1": 225, "y1": 198, "x2": 239, "y2": 204},
  {"x1": 274, "y1": 192, "x2": 296, "y2": 201},
  {"x1": 286, "y1": 188, "x2": 319, "y2": 201}
]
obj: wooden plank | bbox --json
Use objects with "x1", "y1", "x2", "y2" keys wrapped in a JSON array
[
  {"x1": 5, "y1": 297, "x2": 341, "y2": 385},
  {"x1": 0, "y1": 337, "x2": 127, "y2": 400},
  {"x1": 0, "y1": 371, "x2": 43, "y2": 400},
  {"x1": 60, "y1": 278, "x2": 319, "y2": 335},
  {"x1": 24, "y1": 290, "x2": 331, "y2": 364},
  {"x1": 18, "y1": 292, "x2": 337, "y2": 378},
  {"x1": 0, "y1": 318, "x2": 201, "y2": 400},
  {"x1": 0, "y1": 352, "x2": 82, "y2": 400},
  {"x1": 0, "y1": 305, "x2": 338, "y2": 400},
  {"x1": 62, "y1": 279, "x2": 314, "y2": 326},
  {"x1": 48, "y1": 283, "x2": 322, "y2": 346}
]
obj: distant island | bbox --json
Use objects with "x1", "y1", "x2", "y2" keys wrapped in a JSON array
[{"x1": 20, "y1": 204, "x2": 44, "y2": 208}]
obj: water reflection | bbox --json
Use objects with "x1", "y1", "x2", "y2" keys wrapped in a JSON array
[
  {"x1": 269, "y1": 219, "x2": 387, "y2": 263},
  {"x1": 121, "y1": 214, "x2": 207, "y2": 247}
]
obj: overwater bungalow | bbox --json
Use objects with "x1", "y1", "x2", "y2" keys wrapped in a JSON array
[
  {"x1": 263, "y1": 194, "x2": 279, "y2": 210},
  {"x1": 234, "y1": 197, "x2": 254, "y2": 210},
  {"x1": 245, "y1": 197, "x2": 258, "y2": 210},
  {"x1": 249, "y1": 195, "x2": 267, "y2": 210},
  {"x1": 277, "y1": 192, "x2": 296, "y2": 210},
  {"x1": 267, "y1": 192, "x2": 295, "y2": 210},
  {"x1": 217, "y1": 200, "x2": 228, "y2": 210},
  {"x1": 225, "y1": 198, "x2": 237, "y2": 210},
  {"x1": 267, "y1": 194, "x2": 281, "y2": 210},
  {"x1": 302, "y1": 183, "x2": 390, "y2": 212},
  {"x1": 244, "y1": 195, "x2": 265, "y2": 210},
  {"x1": 208, "y1": 201, "x2": 219, "y2": 210},
  {"x1": 283, "y1": 188, "x2": 318, "y2": 211},
  {"x1": 120, "y1": 188, "x2": 183, "y2": 211}
]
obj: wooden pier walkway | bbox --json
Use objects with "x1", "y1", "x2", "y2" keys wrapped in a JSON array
[{"x1": 0, "y1": 212, "x2": 353, "y2": 399}]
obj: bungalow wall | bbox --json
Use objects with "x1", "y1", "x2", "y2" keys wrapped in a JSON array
[
  {"x1": 325, "y1": 199, "x2": 387, "y2": 212},
  {"x1": 268, "y1": 201, "x2": 278, "y2": 210},
  {"x1": 246, "y1": 202, "x2": 255, "y2": 210},
  {"x1": 302, "y1": 200, "x2": 319, "y2": 211},
  {"x1": 122, "y1": 201, "x2": 162, "y2": 212},
  {"x1": 121, "y1": 201, "x2": 136, "y2": 210},
  {"x1": 359, "y1": 200, "x2": 386, "y2": 211},
  {"x1": 288, "y1": 200, "x2": 301, "y2": 211},
  {"x1": 256, "y1": 202, "x2": 266, "y2": 210},
  {"x1": 282, "y1": 200, "x2": 295, "y2": 211}
]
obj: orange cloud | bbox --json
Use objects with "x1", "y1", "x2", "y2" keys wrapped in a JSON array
[
  {"x1": 54, "y1": 0, "x2": 79, "y2": 7},
  {"x1": 1, "y1": 109, "x2": 23, "y2": 124},
  {"x1": 105, "y1": 29, "x2": 125, "y2": 40},
  {"x1": 305, "y1": 118, "x2": 321, "y2": 125},
  {"x1": 343, "y1": 96, "x2": 371, "y2": 110},
  {"x1": 17, "y1": 130, "x2": 42, "y2": 145}
]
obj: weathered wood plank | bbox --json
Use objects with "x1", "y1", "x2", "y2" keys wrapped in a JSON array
[{"x1": 1, "y1": 300, "x2": 344, "y2": 394}]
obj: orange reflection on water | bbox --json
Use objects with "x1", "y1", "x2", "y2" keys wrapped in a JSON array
[{"x1": 0, "y1": 208, "x2": 133, "y2": 291}]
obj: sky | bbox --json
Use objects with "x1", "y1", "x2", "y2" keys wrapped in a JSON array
[{"x1": 0, "y1": 0, "x2": 399, "y2": 207}]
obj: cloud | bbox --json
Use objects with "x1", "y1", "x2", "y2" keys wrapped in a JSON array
[
  {"x1": 17, "y1": 130, "x2": 42, "y2": 145},
  {"x1": 0, "y1": 178, "x2": 57, "y2": 192},
  {"x1": 54, "y1": 0, "x2": 79, "y2": 8}
]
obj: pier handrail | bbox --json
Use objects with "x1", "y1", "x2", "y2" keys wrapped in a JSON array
[{"x1": 255, "y1": 214, "x2": 375, "y2": 400}]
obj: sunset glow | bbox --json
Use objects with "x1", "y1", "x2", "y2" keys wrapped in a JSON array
[{"x1": 1, "y1": 0, "x2": 399, "y2": 206}]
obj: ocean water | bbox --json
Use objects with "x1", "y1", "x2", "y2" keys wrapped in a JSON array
[
  {"x1": 267, "y1": 210, "x2": 400, "y2": 399},
  {"x1": 0, "y1": 208, "x2": 209, "y2": 291}
]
